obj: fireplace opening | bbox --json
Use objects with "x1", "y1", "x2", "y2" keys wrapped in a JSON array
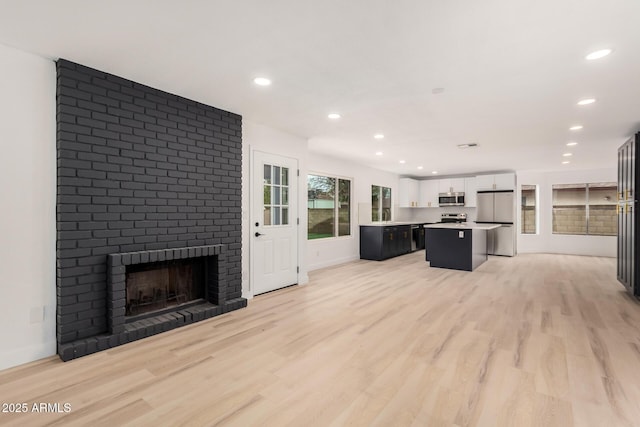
[{"x1": 125, "y1": 258, "x2": 206, "y2": 321}]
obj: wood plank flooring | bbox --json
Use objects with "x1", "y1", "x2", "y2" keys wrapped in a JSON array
[{"x1": 1, "y1": 253, "x2": 640, "y2": 426}]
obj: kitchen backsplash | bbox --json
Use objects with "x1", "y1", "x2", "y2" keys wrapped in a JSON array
[{"x1": 393, "y1": 205, "x2": 478, "y2": 223}]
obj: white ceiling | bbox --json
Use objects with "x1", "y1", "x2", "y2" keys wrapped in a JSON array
[{"x1": 0, "y1": 0, "x2": 639, "y2": 176}]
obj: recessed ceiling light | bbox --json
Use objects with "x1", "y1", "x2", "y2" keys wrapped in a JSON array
[
  {"x1": 577, "y1": 98, "x2": 596, "y2": 106},
  {"x1": 586, "y1": 49, "x2": 613, "y2": 60},
  {"x1": 567, "y1": 142, "x2": 578, "y2": 146},
  {"x1": 375, "y1": 151, "x2": 383, "y2": 156},
  {"x1": 432, "y1": 87, "x2": 445, "y2": 95},
  {"x1": 253, "y1": 77, "x2": 271, "y2": 86},
  {"x1": 569, "y1": 125, "x2": 583, "y2": 131},
  {"x1": 562, "y1": 161, "x2": 570, "y2": 164},
  {"x1": 417, "y1": 166, "x2": 424, "y2": 170},
  {"x1": 563, "y1": 153, "x2": 573, "y2": 157},
  {"x1": 374, "y1": 134, "x2": 384, "y2": 139},
  {"x1": 328, "y1": 113, "x2": 341, "y2": 119},
  {"x1": 399, "y1": 160, "x2": 406, "y2": 164},
  {"x1": 432, "y1": 171, "x2": 438, "y2": 175}
]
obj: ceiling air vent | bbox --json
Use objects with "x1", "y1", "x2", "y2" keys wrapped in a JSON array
[{"x1": 457, "y1": 143, "x2": 478, "y2": 149}]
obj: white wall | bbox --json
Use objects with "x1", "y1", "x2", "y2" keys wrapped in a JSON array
[
  {"x1": 241, "y1": 121, "x2": 310, "y2": 298},
  {"x1": 0, "y1": 44, "x2": 56, "y2": 370},
  {"x1": 306, "y1": 153, "x2": 398, "y2": 271},
  {"x1": 516, "y1": 168, "x2": 617, "y2": 257}
]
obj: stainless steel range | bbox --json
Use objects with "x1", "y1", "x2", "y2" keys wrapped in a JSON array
[{"x1": 440, "y1": 213, "x2": 467, "y2": 223}]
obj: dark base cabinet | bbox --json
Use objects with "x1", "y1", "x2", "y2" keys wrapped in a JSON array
[
  {"x1": 360, "y1": 225, "x2": 411, "y2": 261},
  {"x1": 425, "y1": 228, "x2": 487, "y2": 271},
  {"x1": 618, "y1": 132, "x2": 640, "y2": 295}
]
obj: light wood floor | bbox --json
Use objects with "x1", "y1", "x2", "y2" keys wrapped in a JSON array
[{"x1": 1, "y1": 253, "x2": 640, "y2": 426}]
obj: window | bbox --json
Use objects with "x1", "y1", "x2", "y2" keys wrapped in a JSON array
[
  {"x1": 552, "y1": 182, "x2": 617, "y2": 236},
  {"x1": 307, "y1": 174, "x2": 351, "y2": 239},
  {"x1": 263, "y1": 164, "x2": 289, "y2": 226},
  {"x1": 521, "y1": 185, "x2": 537, "y2": 234},
  {"x1": 372, "y1": 185, "x2": 392, "y2": 222}
]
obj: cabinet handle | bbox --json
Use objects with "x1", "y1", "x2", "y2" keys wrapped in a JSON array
[{"x1": 390, "y1": 233, "x2": 393, "y2": 240}]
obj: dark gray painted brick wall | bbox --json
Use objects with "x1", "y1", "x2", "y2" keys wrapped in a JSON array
[{"x1": 56, "y1": 59, "x2": 243, "y2": 350}]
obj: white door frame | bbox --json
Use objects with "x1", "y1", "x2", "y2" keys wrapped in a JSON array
[{"x1": 249, "y1": 149, "x2": 299, "y2": 298}]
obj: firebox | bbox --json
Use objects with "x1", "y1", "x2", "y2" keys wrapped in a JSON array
[
  {"x1": 107, "y1": 245, "x2": 227, "y2": 336},
  {"x1": 125, "y1": 258, "x2": 206, "y2": 320}
]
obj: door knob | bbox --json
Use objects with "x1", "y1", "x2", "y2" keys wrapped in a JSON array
[{"x1": 255, "y1": 232, "x2": 264, "y2": 237}]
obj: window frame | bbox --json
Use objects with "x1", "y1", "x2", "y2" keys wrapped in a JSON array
[
  {"x1": 521, "y1": 184, "x2": 538, "y2": 235},
  {"x1": 551, "y1": 182, "x2": 617, "y2": 236},
  {"x1": 307, "y1": 172, "x2": 353, "y2": 240},
  {"x1": 371, "y1": 185, "x2": 392, "y2": 222}
]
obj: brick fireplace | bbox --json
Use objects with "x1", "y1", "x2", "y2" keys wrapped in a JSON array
[{"x1": 56, "y1": 60, "x2": 246, "y2": 361}]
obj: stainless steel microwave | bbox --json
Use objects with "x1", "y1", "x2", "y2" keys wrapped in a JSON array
[{"x1": 438, "y1": 192, "x2": 465, "y2": 207}]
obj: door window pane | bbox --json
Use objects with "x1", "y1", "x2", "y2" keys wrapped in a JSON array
[
  {"x1": 263, "y1": 163, "x2": 290, "y2": 228},
  {"x1": 553, "y1": 184, "x2": 586, "y2": 234},
  {"x1": 274, "y1": 186, "x2": 281, "y2": 205},
  {"x1": 273, "y1": 207, "x2": 281, "y2": 225},
  {"x1": 263, "y1": 165, "x2": 271, "y2": 184},
  {"x1": 274, "y1": 166, "x2": 281, "y2": 185},
  {"x1": 263, "y1": 207, "x2": 271, "y2": 226},
  {"x1": 264, "y1": 185, "x2": 271, "y2": 205},
  {"x1": 521, "y1": 185, "x2": 537, "y2": 234}
]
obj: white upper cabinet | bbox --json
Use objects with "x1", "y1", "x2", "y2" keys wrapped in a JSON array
[
  {"x1": 419, "y1": 180, "x2": 439, "y2": 207},
  {"x1": 493, "y1": 173, "x2": 516, "y2": 190},
  {"x1": 476, "y1": 173, "x2": 515, "y2": 191},
  {"x1": 438, "y1": 178, "x2": 465, "y2": 193},
  {"x1": 398, "y1": 178, "x2": 420, "y2": 207},
  {"x1": 475, "y1": 174, "x2": 495, "y2": 191},
  {"x1": 464, "y1": 177, "x2": 477, "y2": 207}
]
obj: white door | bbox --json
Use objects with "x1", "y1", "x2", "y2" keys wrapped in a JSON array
[{"x1": 252, "y1": 151, "x2": 298, "y2": 295}]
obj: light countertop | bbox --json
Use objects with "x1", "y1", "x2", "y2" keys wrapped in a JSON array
[
  {"x1": 423, "y1": 223, "x2": 501, "y2": 230},
  {"x1": 359, "y1": 221, "x2": 434, "y2": 227}
]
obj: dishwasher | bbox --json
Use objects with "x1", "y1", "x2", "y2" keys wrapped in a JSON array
[{"x1": 411, "y1": 224, "x2": 420, "y2": 251}]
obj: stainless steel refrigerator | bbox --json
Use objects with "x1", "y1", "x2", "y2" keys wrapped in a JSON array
[{"x1": 476, "y1": 190, "x2": 515, "y2": 256}]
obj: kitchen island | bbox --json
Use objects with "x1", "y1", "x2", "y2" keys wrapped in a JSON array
[{"x1": 424, "y1": 223, "x2": 501, "y2": 271}]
